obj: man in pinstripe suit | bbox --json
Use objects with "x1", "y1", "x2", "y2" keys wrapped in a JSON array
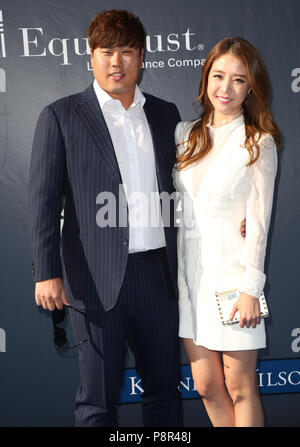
[{"x1": 29, "y1": 10, "x2": 182, "y2": 426}]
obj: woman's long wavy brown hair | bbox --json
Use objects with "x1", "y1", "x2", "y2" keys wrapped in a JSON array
[{"x1": 176, "y1": 37, "x2": 281, "y2": 171}]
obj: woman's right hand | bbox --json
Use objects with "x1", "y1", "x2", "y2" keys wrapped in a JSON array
[{"x1": 228, "y1": 292, "x2": 261, "y2": 328}]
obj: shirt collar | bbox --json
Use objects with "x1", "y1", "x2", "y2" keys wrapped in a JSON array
[
  {"x1": 93, "y1": 79, "x2": 146, "y2": 113},
  {"x1": 207, "y1": 112, "x2": 244, "y2": 132}
]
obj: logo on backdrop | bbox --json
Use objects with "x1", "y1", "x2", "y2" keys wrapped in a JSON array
[
  {"x1": 0, "y1": 67, "x2": 5, "y2": 92},
  {"x1": 0, "y1": 10, "x2": 6, "y2": 93},
  {"x1": 119, "y1": 359, "x2": 300, "y2": 403},
  {"x1": 291, "y1": 68, "x2": 300, "y2": 92},
  {"x1": 119, "y1": 358, "x2": 300, "y2": 403},
  {"x1": 0, "y1": 328, "x2": 6, "y2": 352},
  {"x1": 142, "y1": 30, "x2": 206, "y2": 70},
  {"x1": 16, "y1": 26, "x2": 205, "y2": 71},
  {"x1": 0, "y1": 10, "x2": 6, "y2": 58},
  {"x1": 291, "y1": 328, "x2": 300, "y2": 353}
]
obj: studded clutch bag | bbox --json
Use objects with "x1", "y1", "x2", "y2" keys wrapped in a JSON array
[{"x1": 215, "y1": 288, "x2": 269, "y2": 326}]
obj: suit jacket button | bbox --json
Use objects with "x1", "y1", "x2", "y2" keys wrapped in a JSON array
[{"x1": 122, "y1": 239, "x2": 129, "y2": 246}]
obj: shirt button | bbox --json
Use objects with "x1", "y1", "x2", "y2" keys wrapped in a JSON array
[{"x1": 122, "y1": 239, "x2": 129, "y2": 246}]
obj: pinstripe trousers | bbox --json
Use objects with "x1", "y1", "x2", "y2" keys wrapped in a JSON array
[{"x1": 69, "y1": 248, "x2": 182, "y2": 427}]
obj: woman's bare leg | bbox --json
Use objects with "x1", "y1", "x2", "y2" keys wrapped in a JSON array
[
  {"x1": 183, "y1": 339, "x2": 235, "y2": 427},
  {"x1": 222, "y1": 350, "x2": 264, "y2": 427}
]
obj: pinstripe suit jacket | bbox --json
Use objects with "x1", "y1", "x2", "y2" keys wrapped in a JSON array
[{"x1": 28, "y1": 84, "x2": 181, "y2": 311}]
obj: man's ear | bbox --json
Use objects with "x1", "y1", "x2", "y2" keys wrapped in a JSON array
[
  {"x1": 90, "y1": 49, "x2": 93, "y2": 68},
  {"x1": 140, "y1": 48, "x2": 144, "y2": 66}
]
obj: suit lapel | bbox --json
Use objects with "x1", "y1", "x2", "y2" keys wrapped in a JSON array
[
  {"x1": 75, "y1": 88, "x2": 168, "y2": 188},
  {"x1": 75, "y1": 84, "x2": 122, "y2": 183},
  {"x1": 143, "y1": 95, "x2": 166, "y2": 186}
]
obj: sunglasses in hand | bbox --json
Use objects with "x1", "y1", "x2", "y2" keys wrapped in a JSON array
[{"x1": 51, "y1": 306, "x2": 87, "y2": 350}]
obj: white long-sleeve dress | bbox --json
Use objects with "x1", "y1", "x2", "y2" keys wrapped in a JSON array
[{"x1": 173, "y1": 114, "x2": 277, "y2": 350}]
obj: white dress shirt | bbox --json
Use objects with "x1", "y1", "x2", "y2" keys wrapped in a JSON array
[{"x1": 93, "y1": 79, "x2": 166, "y2": 253}]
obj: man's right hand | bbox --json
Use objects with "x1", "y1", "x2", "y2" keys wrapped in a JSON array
[{"x1": 35, "y1": 278, "x2": 70, "y2": 311}]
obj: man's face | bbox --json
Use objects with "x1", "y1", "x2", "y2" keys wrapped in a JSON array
[{"x1": 91, "y1": 46, "x2": 144, "y2": 109}]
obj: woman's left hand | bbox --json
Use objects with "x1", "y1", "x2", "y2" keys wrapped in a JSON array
[{"x1": 228, "y1": 292, "x2": 261, "y2": 328}]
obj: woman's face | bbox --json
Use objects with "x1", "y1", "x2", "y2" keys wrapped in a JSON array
[{"x1": 207, "y1": 52, "x2": 250, "y2": 124}]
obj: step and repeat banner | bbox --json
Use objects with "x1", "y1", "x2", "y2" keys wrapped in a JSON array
[{"x1": 0, "y1": 0, "x2": 299, "y2": 427}]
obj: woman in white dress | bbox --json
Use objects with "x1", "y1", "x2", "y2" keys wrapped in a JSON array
[{"x1": 173, "y1": 37, "x2": 281, "y2": 427}]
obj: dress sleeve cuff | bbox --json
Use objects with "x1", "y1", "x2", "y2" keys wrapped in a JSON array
[
  {"x1": 178, "y1": 308, "x2": 194, "y2": 339},
  {"x1": 238, "y1": 264, "x2": 266, "y2": 298}
]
